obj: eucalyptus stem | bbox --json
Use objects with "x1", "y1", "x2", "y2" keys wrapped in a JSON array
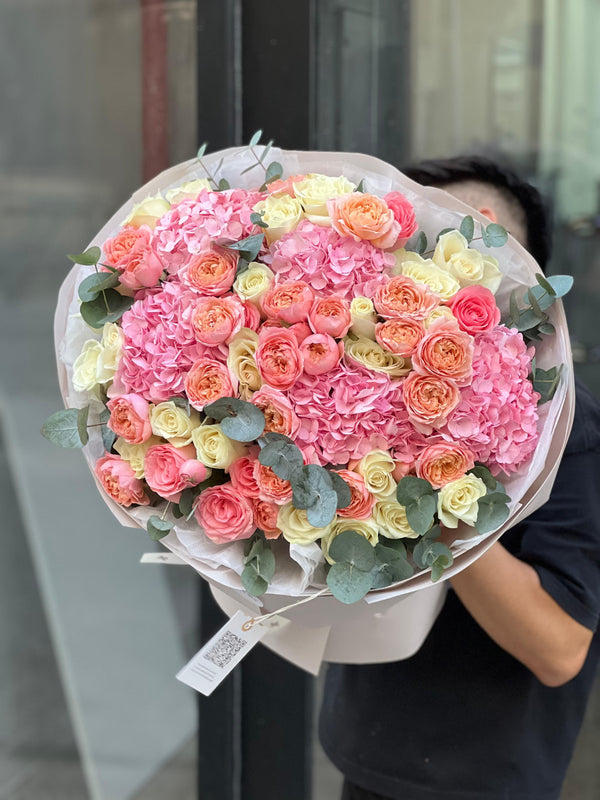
[
  {"x1": 161, "y1": 502, "x2": 172, "y2": 522},
  {"x1": 196, "y1": 157, "x2": 219, "y2": 189}
]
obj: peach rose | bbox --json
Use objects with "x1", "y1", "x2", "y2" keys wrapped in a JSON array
[
  {"x1": 181, "y1": 246, "x2": 238, "y2": 296},
  {"x1": 374, "y1": 276, "x2": 439, "y2": 320},
  {"x1": 327, "y1": 193, "x2": 400, "y2": 250},
  {"x1": 103, "y1": 226, "x2": 152, "y2": 268},
  {"x1": 393, "y1": 460, "x2": 414, "y2": 481},
  {"x1": 144, "y1": 443, "x2": 207, "y2": 501},
  {"x1": 450, "y1": 285, "x2": 501, "y2": 335},
  {"x1": 308, "y1": 296, "x2": 351, "y2": 338},
  {"x1": 255, "y1": 328, "x2": 304, "y2": 390},
  {"x1": 95, "y1": 454, "x2": 150, "y2": 507},
  {"x1": 251, "y1": 386, "x2": 301, "y2": 437},
  {"x1": 288, "y1": 321, "x2": 312, "y2": 345},
  {"x1": 229, "y1": 453, "x2": 261, "y2": 498},
  {"x1": 254, "y1": 462, "x2": 294, "y2": 505},
  {"x1": 191, "y1": 295, "x2": 245, "y2": 346},
  {"x1": 107, "y1": 393, "x2": 152, "y2": 444},
  {"x1": 383, "y1": 192, "x2": 418, "y2": 246},
  {"x1": 412, "y1": 319, "x2": 474, "y2": 386},
  {"x1": 119, "y1": 241, "x2": 164, "y2": 291},
  {"x1": 266, "y1": 174, "x2": 306, "y2": 196},
  {"x1": 251, "y1": 498, "x2": 282, "y2": 539},
  {"x1": 402, "y1": 372, "x2": 461, "y2": 432},
  {"x1": 194, "y1": 482, "x2": 256, "y2": 544},
  {"x1": 184, "y1": 358, "x2": 238, "y2": 411},
  {"x1": 334, "y1": 469, "x2": 376, "y2": 520},
  {"x1": 300, "y1": 334, "x2": 343, "y2": 375},
  {"x1": 375, "y1": 316, "x2": 426, "y2": 357},
  {"x1": 416, "y1": 443, "x2": 476, "y2": 489},
  {"x1": 242, "y1": 299, "x2": 261, "y2": 331},
  {"x1": 261, "y1": 280, "x2": 314, "y2": 324}
]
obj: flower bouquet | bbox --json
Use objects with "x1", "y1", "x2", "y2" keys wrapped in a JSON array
[{"x1": 45, "y1": 136, "x2": 574, "y2": 668}]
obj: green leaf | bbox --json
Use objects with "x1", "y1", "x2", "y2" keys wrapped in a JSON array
[
  {"x1": 436, "y1": 227, "x2": 456, "y2": 242},
  {"x1": 527, "y1": 287, "x2": 543, "y2": 317},
  {"x1": 178, "y1": 488, "x2": 195, "y2": 518},
  {"x1": 78, "y1": 271, "x2": 120, "y2": 302},
  {"x1": 327, "y1": 562, "x2": 372, "y2": 604},
  {"x1": 261, "y1": 140, "x2": 274, "y2": 163},
  {"x1": 328, "y1": 470, "x2": 352, "y2": 510},
  {"x1": 147, "y1": 516, "x2": 173, "y2": 541},
  {"x1": 80, "y1": 289, "x2": 134, "y2": 328},
  {"x1": 413, "y1": 538, "x2": 453, "y2": 574},
  {"x1": 404, "y1": 494, "x2": 437, "y2": 536},
  {"x1": 197, "y1": 143, "x2": 207, "y2": 159},
  {"x1": 243, "y1": 533, "x2": 266, "y2": 563},
  {"x1": 223, "y1": 233, "x2": 264, "y2": 263},
  {"x1": 535, "y1": 272, "x2": 556, "y2": 296},
  {"x1": 538, "y1": 322, "x2": 555, "y2": 336},
  {"x1": 172, "y1": 504, "x2": 184, "y2": 519},
  {"x1": 468, "y1": 464, "x2": 497, "y2": 491},
  {"x1": 241, "y1": 563, "x2": 268, "y2": 597},
  {"x1": 532, "y1": 364, "x2": 563, "y2": 403},
  {"x1": 430, "y1": 551, "x2": 453, "y2": 582},
  {"x1": 98, "y1": 407, "x2": 116, "y2": 451},
  {"x1": 68, "y1": 246, "x2": 101, "y2": 266},
  {"x1": 250, "y1": 211, "x2": 269, "y2": 228},
  {"x1": 547, "y1": 274, "x2": 573, "y2": 298},
  {"x1": 262, "y1": 161, "x2": 283, "y2": 186},
  {"x1": 249, "y1": 129, "x2": 263, "y2": 147},
  {"x1": 481, "y1": 222, "x2": 508, "y2": 248},
  {"x1": 306, "y1": 489, "x2": 338, "y2": 528},
  {"x1": 413, "y1": 230, "x2": 427, "y2": 255},
  {"x1": 459, "y1": 215, "x2": 474, "y2": 243},
  {"x1": 204, "y1": 396, "x2": 266, "y2": 442},
  {"x1": 254, "y1": 548, "x2": 276, "y2": 582},
  {"x1": 77, "y1": 406, "x2": 90, "y2": 446},
  {"x1": 475, "y1": 492, "x2": 510, "y2": 534},
  {"x1": 258, "y1": 431, "x2": 293, "y2": 447},
  {"x1": 217, "y1": 178, "x2": 230, "y2": 191},
  {"x1": 516, "y1": 308, "x2": 542, "y2": 332},
  {"x1": 396, "y1": 475, "x2": 434, "y2": 505},
  {"x1": 259, "y1": 438, "x2": 304, "y2": 481},
  {"x1": 41, "y1": 408, "x2": 86, "y2": 448},
  {"x1": 370, "y1": 542, "x2": 414, "y2": 588},
  {"x1": 509, "y1": 288, "x2": 520, "y2": 326},
  {"x1": 355, "y1": 179, "x2": 365, "y2": 193},
  {"x1": 328, "y1": 530, "x2": 376, "y2": 571}
]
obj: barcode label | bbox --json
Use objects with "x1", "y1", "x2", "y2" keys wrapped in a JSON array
[{"x1": 176, "y1": 610, "x2": 288, "y2": 696}]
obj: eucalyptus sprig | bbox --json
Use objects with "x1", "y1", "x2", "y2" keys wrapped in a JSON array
[
  {"x1": 69, "y1": 247, "x2": 134, "y2": 328},
  {"x1": 242, "y1": 531, "x2": 276, "y2": 597},
  {"x1": 240, "y1": 130, "x2": 283, "y2": 190},
  {"x1": 504, "y1": 273, "x2": 573, "y2": 344}
]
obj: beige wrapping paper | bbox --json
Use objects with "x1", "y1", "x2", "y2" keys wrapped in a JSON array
[{"x1": 53, "y1": 147, "x2": 575, "y2": 669}]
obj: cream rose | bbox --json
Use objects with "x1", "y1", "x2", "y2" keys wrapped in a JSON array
[
  {"x1": 373, "y1": 500, "x2": 420, "y2": 539},
  {"x1": 277, "y1": 504, "x2": 333, "y2": 547},
  {"x1": 400, "y1": 259, "x2": 460, "y2": 302},
  {"x1": 349, "y1": 297, "x2": 377, "y2": 339},
  {"x1": 437, "y1": 474, "x2": 487, "y2": 528},
  {"x1": 344, "y1": 336, "x2": 410, "y2": 377},
  {"x1": 96, "y1": 322, "x2": 124, "y2": 383},
  {"x1": 150, "y1": 401, "x2": 201, "y2": 447},
  {"x1": 114, "y1": 435, "x2": 161, "y2": 479},
  {"x1": 192, "y1": 424, "x2": 247, "y2": 470},
  {"x1": 122, "y1": 194, "x2": 170, "y2": 229},
  {"x1": 433, "y1": 231, "x2": 502, "y2": 294},
  {"x1": 292, "y1": 174, "x2": 355, "y2": 225},
  {"x1": 321, "y1": 518, "x2": 379, "y2": 564},
  {"x1": 72, "y1": 340, "x2": 103, "y2": 392},
  {"x1": 165, "y1": 179, "x2": 211, "y2": 205},
  {"x1": 227, "y1": 328, "x2": 262, "y2": 394},
  {"x1": 353, "y1": 450, "x2": 397, "y2": 500},
  {"x1": 425, "y1": 305, "x2": 457, "y2": 328},
  {"x1": 253, "y1": 194, "x2": 304, "y2": 244},
  {"x1": 233, "y1": 262, "x2": 274, "y2": 306}
]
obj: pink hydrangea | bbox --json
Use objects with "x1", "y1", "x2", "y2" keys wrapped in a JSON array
[
  {"x1": 265, "y1": 220, "x2": 394, "y2": 299},
  {"x1": 111, "y1": 280, "x2": 227, "y2": 402},
  {"x1": 286, "y1": 360, "x2": 426, "y2": 466},
  {"x1": 153, "y1": 188, "x2": 264, "y2": 273},
  {"x1": 442, "y1": 326, "x2": 540, "y2": 476}
]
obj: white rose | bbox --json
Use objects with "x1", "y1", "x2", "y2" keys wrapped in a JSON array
[
  {"x1": 72, "y1": 340, "x2": 102, "y2": 392},
  {"x1": 277, "y1": 504, "x2": 333, "y2": 547},
  {"x1": 373, "y1": 500, "x2": 420, "y2": 539},
  {"x1": 437, "y1": 474, "x2": 487, "y2": 528},
  {"x1": 253, "y1": 194, "x2": 304, "y2": 244},
  {"x1": 354, "y1": 450, "x2": 397, "y2": 500},
  {"x1": 344, "y1": 336, "x2": 410, "y2": 378},
  {"x1": 433, "y1": 231, "x2": 502, "y2": 294},
  {"x1": 350, "y1": 297, "x2": 377, "y2": 339},
  {"x1": 122, "y1": 194, "x2": 170, "y2": 229},
  {"x1": 292, "y1": 174, "x2": 355, "y2": 225},
  {"x1": 227, "y1": 328, "x2": 262, "y2": 393},
  {"x1": 165, "y1": 179, "x2": 211, "y2": 205},
  {"x1": 233, "y1": 262, "x2": 274, "y2": 305},
  {"x1": 114, "y1": 436, "x2": 161, "y2": 479},
  {"x1": 400, "y1": 259, "x2": 460, "y2": 302},
  {"x1": 150, "y1": 401, "x2": 201, "y2": 447},
  {"x1": 96, "y1": 322, "x2": 123, "y2": 383},
  {"x1": 192, "y1": 424, "x2": 247, "y2": 470}
]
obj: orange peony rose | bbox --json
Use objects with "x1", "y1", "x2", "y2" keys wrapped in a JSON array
[
  {"x1": 182, "y1": 247, "x2": 238, "y2": 296},
  {"x1": 411, "y1": 319, "x2": 474, "y2": 386},
  {"x1": 374, "y1": 276, "x2": 438, "y2": 320},
  {"x1": 184, "y1": 358, "x2": 238, "y2": 411},
  {"x1": 375, "y1": 316, "x2": 426, "y2": 357},
  {"x1": 253, "y1": 462, "x2": 294, "y2": 505},
  {"x1": 415, "y1": 443, "x2": 475, "y2": 489},
  {"x1": 327, "y1": 193, "x2": 400, "y2": 249},
  {"x1": 402, "y1": 372, "x2": 461, "y2": 432}
]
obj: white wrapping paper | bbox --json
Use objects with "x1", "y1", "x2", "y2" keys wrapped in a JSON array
[{"x1": 54, "y1": 147, "x2": 574, "y2": 667}]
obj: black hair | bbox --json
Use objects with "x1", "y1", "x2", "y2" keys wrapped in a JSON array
[{"x1": 401, "y1": 155, "x2": 552, "y2": 271}]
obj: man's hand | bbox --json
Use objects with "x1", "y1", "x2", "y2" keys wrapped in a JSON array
[{"x1": 450, "y1": 542, "x2": 593, "y2": 687}]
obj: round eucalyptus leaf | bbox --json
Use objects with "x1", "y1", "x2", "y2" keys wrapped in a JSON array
[
  {"x1": 220, "y1": 403, "x2": 265, "y2": 442},
  {"x1": 481, "y1": 222, "x2": 508, "y2": 248},
  {"x1": 459, "y1": 215, "x2": 474, "y2": 242},
  {"x1": 475, "y1": 493, "x2": 510, "y2": 534},
  {"x1": 254, "y1": 549, "x2": 276, "y2": 582},
  {"x1": 468, "y1": 465, "x2": 496, "y2": 490},
  {"x1": 80, "y1": 289, "x2": 134, "y2": 328},
  {"x1": 41, "y1": 408, "x2": 85, "y2": 448},
  {"x1": 396, "y1": 475, "x2": 434, "y2": 506},
  {"x1": 404, "y1": 493, "x2": 437, "y2": 536},
  {"x1": 259, "y1": 439, "x2": 304, "y2": 481},
  {"x1": 306, "y1": 489, "x2": 338, "y2": 528},
  {"x1": 327, "y1": 562, "x2": 372, "y2": 604},
  {"x1": 68, "y1": 246, "x2": 101, "y2": 266},
  {"x1": 328, "y1": 470, "x2": 352, "y2": 510},
  {"x1": 78, "y1": 271, "x2": 120, "y2": 302},
  {"x1": 547, "y1": 274, "x2": 574, "y2": 298},
  {"x1": 328, "y1": 530, "x2": 376, "y2": 571},
  {"x1": 147, "y1": 516, "x2": 173, "y2": 541},
  {"x1": 77, "y1": 406, "x2": 90, "y2": 446},
  {"x1": 241, "y1": 564, "x2": 268, "y2": 597}
]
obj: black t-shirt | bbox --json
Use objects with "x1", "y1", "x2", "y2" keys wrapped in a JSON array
[{"x1": 319, "y1": 380, "x2": 600, "y2": 800}]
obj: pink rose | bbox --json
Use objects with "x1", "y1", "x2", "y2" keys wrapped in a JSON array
[
  {"x1": 374, "y1": 276, "x2": 438, "y2": 320},
  {"x1": 251, "y1": 386, "x2": 301, "y2": 437},
  {"x1": 144, "y1": 443, "x2": 207, "y2": 501},
  {"x1": 118, "y1": 241, "x2": 164, "y2": 291},
  {"x1": 180, "y1": 246, "x2": 238, "y2": 296},
  {"x1": 265, "y1": 174, "x2": 306, "y2": 196},
  {"x1": 255, "y1": 328, "x2": 304, "y2": 390},
  {"x1": 103, "y1": 226, "x2": 153, "y2": 268},
  {"x1": 393, "y1": 460, "x2": 414, "y2": 481},
  {"x1": 375, "y1": 316, "x2": 426, "y2": 357},
  {"x1": 261, "y1": 280, "x2": 315, "y2": 324},
  {"x1": 383, "y1": 192, "x2": 418, "y2": 247},
  {"x1": 288, "y1": 321, "x2": 312, "y2": 345},
  {"x1": 450, "y1": 285, "x2": 501, "y2": 335},
  {"x1": 416, "y1": 442, "x2": 475, "y2": 489},
  {"x1": 251, "y1": 498, "x2": 282, "y2": 539},
  {"x1": 254, "y1": 462, "x2": 294, "y2": 505},
  {"x1": 308, "y1": 296, "x2": 351, "y2": 338},
  {"x1": 242, "y1": 299, "x2": 262, "y2": 331},
  {"x1": 412, "y1": 319, "x2": 474, "y2": 386},
  {"x1": 184, "y1": 358, "x2": 238, "y2": 411},
  {"x1": 327, "y1": 193, "x2": 400, "y2": 250},
  {"x1": 195, "y1": 482, "x2": 256, "y2": 544},
  {"x1": 191, "y1": 295, "x2": 245, "y2": 346},
  {"x1": 299, "y1": 334, "x2": 343, "y2": 376},
  {"x1": 229, "y1": 453, "x2": 261, "y2": 498},
  {"x1": 334, "y1": 469, "x2": 376, "y2": 520},
  {"x1": 95, "y1": 454, "x2": 150, "y2": 507},
  {"x1": 107, "y1": 393, "x2": 152, "y2": 444},
  {"x1": 402, "y1": 372, "x2": 461, "y2": 432}
]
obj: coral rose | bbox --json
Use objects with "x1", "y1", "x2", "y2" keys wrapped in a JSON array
[
  {"x1": 191, "y1": 295, "x2": 245, "y2": 346},
  {"x1": 327, "y1": 193, "x2": 400, "y2": 250},
  {"x1": 95, "y1": 454, "x2": 150, "y2": 507},
  {"x1": 375, "y1": 316, "x2": 426, "y2": 357},
  {"x1": 383, "y1": 192, "x2": 418, "y2": 246},
  {"x1": 181, "y1": 246, "x2": 238, "y2": 295},
  {"x1": 107, "y1": 393, "x2": 152, "y2": 444},
  {"x1": 402, "y1": 372, "x2": 461, "y2": 432},
  {"x1": 300, "y1": 334, "x2": 343, "y2": 376},
  {"x1": 251, "y1": 498, "x2": 282, "y2": 539},
  {"x1": 450, "y1": 285, "x2": 501, "y2": 335},
  {"x1": 261, "y1": 280, "x2": 314, "y2": 324},
  {"x1": 308, "y1": 296, "x2": 351, "y2": 338},
  {"x1": 255, "y1": 328, "x2": 304, "y2": 390},
  {"x1": 194, "y1": 483, "x2": 255, "y2": 544},
  {"x1": 104, "y1": 226, "x2": 152, "y2": 268},
  {"x1": 415, "y1": 443, "x2": 475, "y2": 489},
  {"x1": 254, "y1": 462, "x2": 294, "y2": 505},
  {"x1": 334, "y1": 469, "x2": 376, "y2": 520},
  {"x1": 251, "y1": 386, "x2": 301, "y2": 437},
  {"x1": 412, "y1": 319, "x2": 474, "y2": 386},
  {"x1": 118, "y1": 241, "x2": 164, "y2": 291},
  {"x1": 184, "y1": 358, "x2": 238, "y2": 411},
  {"x1": 229, "y1": 453, "x2": 261, "y2": 498},
  {"x1": 144, "y1": 443, "x2": 207, "y2": 501},
  {"x1": 374, "y1": 275, "x2": 438, "y2": 320}
]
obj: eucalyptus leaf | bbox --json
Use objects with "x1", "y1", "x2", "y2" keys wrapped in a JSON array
[
  {"x1": 459, "y1": 215, "x2": 474, "y2": 243},
  {"x1": 327, "y1": 470, "x2": 352, "y2": 510},
  {"x1": 254, "y1": 549, "x2": 276, "y2": 582},
  {"x1": 431, "y1": 551, "x2": 453, "y2": 582},
  {"x1": 223, "y1": 233, "x2": 264, "y2": 263},
  {"x1": 481, "y1": 222, "x2": 508, "y2": 248},
  {"x1": 509, "y1": 289, "x2": 520, "y2": 326},
  {"x1": 413, "y1": 538, "x2": 453, "y2": 573},
  {"x1": 77, "y1": 406, "x2": 90, "y2": 446},
  {"x1": 261, "y1": 140, "x2": 273, "y2": 163},
  {"x1": 243, "y1": 534, "x2": 266, "y2": 564},
  {"x1": 197, "y1": 143, "x2": 207, "y2": 159},
  {"x1": 306, "y1": 489, "x2": 338, "y2": 528},
  {"x1": 538, "y1": 322, "x2": 555, "y2": 336},
  {"x1": 147, "y1": 516, "x2": 173, "y2": 541},
  {"x1": 249, "y1": 129, "x2": 263, "y2": 147},
  {"x1": 220, "y1": 404, "x2": 265, "y2": 442},
  {"x1": 535, "y1": 272, "x2": 556, "y2": 296},
  {"x1": 396, "y1": 475, "x2": 434, "y2": 505},
  {"x1": 527, "y1": 287, "x2": 543, "y2": 317},
  {"x1": 217, "y1": 178, "x2": 230, "y2": 191},
  {"x1": 250, "y1": 211, "x2": 269, "y2": 228},
  {"x1": 80, "y1": 289, "x2": 134, "y2": 328},
  {"x1": 328, "y1": 530, "x2": 376, "y2": 571},
  {"x1": 404, "y1": 493, "x2": 437, "y2": 536},
  {"x1": 326, "y1": 562, "x2": 372, "y2": 604},
  {"x1": 178, "y1": 488, "x2": 195, "y2": 518},
  {"x1": 516, "y1": 308, "x2": 542, "y2": 332},
  {"x1": 41, "y1": 408, "x2": 86, "y2": 448},
  {"x1": 475, "y1": 492, "x2": 510, "y2": 534},
  {"x1": 371, "y1": 543, "x2": 414, "y2": 587},
  {"x1": 241, "y1": 564, "x2": 269, "y2": 597},
  {"x1": 355, "y1": 179, "x2": 366, "y2": 193},
  {"x1": 259, "y1": 438, "x2": 304, "y2": 481},
  {"x1": 78, "y1": 271, "x2": 120, "y2": 302},
  {"x1": 413, "y1": 230, "x2": 427, "y2": 255},
  {"x1": 68, "y1": 246, "x2": 101, "y2": 266},
  {"x1": 532, "y1": 364, "x2": 562, "y2": 403},
  {"x1": 263, "y1": 161, "x2": 283, "y2": 186},
  {"x1": 101, "y1": 424, "x2": 117, "y2": 452},
  {"x1": 468, "y1": 464, "x2": 496, "y2": 490},
  {"x1": 547, "y1": 274, "x2": 574, "y2": 298}
]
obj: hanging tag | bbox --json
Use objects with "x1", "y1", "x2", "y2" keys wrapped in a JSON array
[
  {"x1": 176, "y1": 611, "x2": 289, "y2": 696},
  {"x1": 140, "y1": 552, "x2": 187, "y2": 565}
]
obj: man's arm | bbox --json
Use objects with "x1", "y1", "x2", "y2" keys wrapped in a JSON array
[{"x1": 451, "y1": 542, "x2": 594, "y2": 687}]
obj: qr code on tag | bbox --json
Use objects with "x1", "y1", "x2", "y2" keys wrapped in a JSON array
[{"x1": 204, "y1": 631, "x2": 247, "y2": 669}]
